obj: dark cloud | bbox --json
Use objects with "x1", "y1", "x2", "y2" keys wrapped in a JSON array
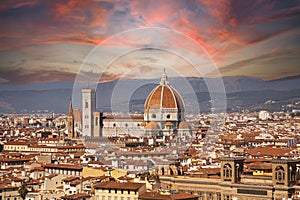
[
  {"x1": 0, "y1": 0, "x2": 300, "y2": 83},
  {"x1": 0, "y1": 67, "x2": 77, "y2": 84}
]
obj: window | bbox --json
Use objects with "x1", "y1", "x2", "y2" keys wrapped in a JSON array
[
  {"x1": 223, "y1": 163, "x2": 232, "y2": 181},
  {"x1": 96, "y1": 117, "x2": 98, "y2": 126},
  {"x1": 128, "y1": 189, "x2": 130, "y2": 194},
  {"x1": 151, "y1": 114, "x2": 156, "y2": 118},
  {"x1": 217, "y1": 193, "x2": 221, "y2": 200},
  {"x1": 275, "y1": 166, "x2": 285, "y2": 184},
  {"x1": 121, "y1": 189, "x2": 124, "y2": 194},
  {"x1": 166, "y1": 114, "x2": 171, "y2": 119},
  {"x1": 85, "y1": 102, "x2": 88, "y2": 108},
  {"x1": 223, "y1": 195, "x2": 231, "y2": 200},
  {"x1": 208, "y1": 193, "x2": 213, "y2": 200}
]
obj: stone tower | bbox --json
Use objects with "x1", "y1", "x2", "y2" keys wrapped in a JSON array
[
  {"x1": 93, "y1": 111, "x2": 103, "y2": 137},
  {"x1": 82, "y1": 88, "x2": 96, "y2": 137},
  {"x1": 272, "y1": 160, "x2": 297, "y2": 186},
  {"x1": 271, "y1": 160, "x2": 298, "y2": 199},
  {"x1": 220, "y1": 157, "x2": 244, "y2": 184},
  {"x1": 67, "y1": 100, "x2": 75, "y2": 139}
]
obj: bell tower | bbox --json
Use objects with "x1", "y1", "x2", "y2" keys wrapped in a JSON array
[
  {"x1": 82, "y1": 88, "x2": 96, "y2": 137},
  {"x1": 220, "y1": 157, "x2": 244, "y2": 184},
  {"x1": 67, "y1": 100, "x2": 75, "y2": 139},
  {"x1": 272, "y1": 160, "x2": 297, "y2": 187},
  {"x1": 271, "y1": 160, "x2": 298, "y2": 199}
]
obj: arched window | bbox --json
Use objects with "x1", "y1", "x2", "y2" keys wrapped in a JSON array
[
  {"x1": 275, "y1": 166, "x2": 285, "y2": 184},
  {"x1": 223, "y1": 163, "x2": 232, "y2": 181}
]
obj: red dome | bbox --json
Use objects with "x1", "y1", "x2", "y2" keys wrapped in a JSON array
[{"x1": 144, "y1": 84, "x2": 184, "y2": 110}]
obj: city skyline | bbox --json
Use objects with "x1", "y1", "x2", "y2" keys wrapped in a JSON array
[{"x1": 0, "y1": 0, "x2": 300, "y2": 85}]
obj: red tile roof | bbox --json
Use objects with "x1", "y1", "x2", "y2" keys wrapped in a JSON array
[
  {"x1": 94, "y1": 181, "x2": 144, "y2": 190},
  {"x1": 139, "y1": 192, "x2": 199, "y2": 200}
]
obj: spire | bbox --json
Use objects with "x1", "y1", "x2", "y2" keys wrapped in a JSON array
[
  {"x1": 160, "y1": 68, "x2": 169, "y2": 86},
  {"x1": 68, "y1": 100, "x2": 73, "y2": 117}
]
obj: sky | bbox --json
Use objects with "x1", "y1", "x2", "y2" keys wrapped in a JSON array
[{"x1": 0, "y1": 0, "x2": 300, "y2": 84}]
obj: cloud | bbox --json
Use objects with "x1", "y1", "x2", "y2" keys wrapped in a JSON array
[
  {"x1": 0, "y1": 0, "x2": 300, "y2": 84},
  {"x1": 218, "y1": 47, "x2": 300, "y2": 80},
  {"x1": 0, "y1": 67, "x2": 77, "y2": 84}
]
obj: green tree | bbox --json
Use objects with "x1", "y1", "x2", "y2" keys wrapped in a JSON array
[{"x1": 18, "y1": 182, "x2": 28, "y2": 200}]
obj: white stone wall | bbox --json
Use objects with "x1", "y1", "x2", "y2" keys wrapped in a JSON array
[{"x1": 82, "y1": 88, "x2": 96, "y2": 137}]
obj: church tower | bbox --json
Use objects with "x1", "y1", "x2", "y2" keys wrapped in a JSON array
[
  {"x1": 67, "y1": 100, "x2": 75, "y2": 139},
  {"x1": 82, "y1": 88, "x2": 96, "y2": 137},
  {"x1": 220, "y1": 157, "x2": 244, "y2": 184}
]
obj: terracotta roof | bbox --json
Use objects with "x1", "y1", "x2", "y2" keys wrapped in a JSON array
[
  {"x1": 248, "y1": 163, "x2": 272, "y2": 170},
  {"x1": 43, "y1": 164, "x2": 83, "y2": 170},
  {"x1": 94, "y1": 181, "x2": 145, "y2": 190},
  {"x1": 145, "y1": 121, "x2": 159, "y2": 130},
  {"x1": 165, "y1": 121, "x2": 174, "y2": 126},
  {"x1": 61, "y1": 193, "x2": 91, "y2": 199},
  {"x1": 0, "y1": 158, "x2": 31, "y2": 163},
  {"x1": 63, "y1": 176, "x2": 80, "y2": 182},
  {"x1": 144, "y1": 84, "x2": 184, "y2": 110},
  {"x1": 246, "y1": 147, "x2": 292, "y2": 157},
  {"x1": 84, "y1": 143, "x2": 99, "y2": 149},
  {"x1": 5, "y1": 141, "x2": 28, "y2": 145},
  {"x1": 178, "y1": 121, "x2": 190, "y2": 129},
  {"x1": 0, "y1": 185, "x2": 18, "y2": 190},
  {"x1": 87, "y1": 160, "x2": 104, "y2": 165},
  {"x1": 139, "y1": 192, "x2": 199, "y2": 200},
  {"x1": 104, "y1": 115, "x2": 144, "y2": 120}
]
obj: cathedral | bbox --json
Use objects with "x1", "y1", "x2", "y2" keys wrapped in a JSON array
[{"x1": 69, "y1": 70, "x2": 191, "y2": 141}]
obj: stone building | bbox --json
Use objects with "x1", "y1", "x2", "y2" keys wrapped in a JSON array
[
  {"x1": 80, "y1": 70, "x2": 192, "y2": 140},
  {"x1": 159, "y1": 157, "x2": 300, "y2": 200}
]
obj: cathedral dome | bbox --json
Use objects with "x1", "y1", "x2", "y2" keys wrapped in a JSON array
[
  {"x1": 178, "y1": 121, "x2": 190, "y2": 129},
  {"x1": 145, "y1": 121, "x2": 159, "y2": 130},
  {"x1": 144, "y1": 70, "x2": 185, "y2": 126},
  {"x1": 144, "y1": 71, "x2": 184, "y2": 111}
]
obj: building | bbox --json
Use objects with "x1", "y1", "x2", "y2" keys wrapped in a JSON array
[
  {"x1": 0, "y1": 185, "x2": 20, "y2": 200},
  {"x1": 82, "y1": 88, "x2": 96, "y2": 137},
  {"x1": 67, "y1": 100, "x2": 76, "y2": 139},
  {"x1": 94, "y1": 182, "x2": 146, "y2": 200},
  {"x1": 138, "y1": 191, "x2": 199, "y2": 200},
  {"x1": 143, "y1": 70, "x2": 184, "y2": 138},
  {"x1": 81, "y1": 70, "x2": 191, "y2": 140},
  {"x1": 159, "y1": 157, "x2": 300, "y2": 200},
  {"x1": 259, "y1": 110, "x2": 270, "y2": 120}
]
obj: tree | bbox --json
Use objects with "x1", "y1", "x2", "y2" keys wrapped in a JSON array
[{"x1": 18, "y1": 182, "x2": 28, "y2": 200}]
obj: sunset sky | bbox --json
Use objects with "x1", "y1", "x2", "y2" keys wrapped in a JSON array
[{"x1": 0, "y1": 0, "x2": 300, "y2": 84}]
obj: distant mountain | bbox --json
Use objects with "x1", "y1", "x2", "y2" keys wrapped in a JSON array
[{"x1": 0, "y1": 76, "x2": 300, "y2": 114}]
